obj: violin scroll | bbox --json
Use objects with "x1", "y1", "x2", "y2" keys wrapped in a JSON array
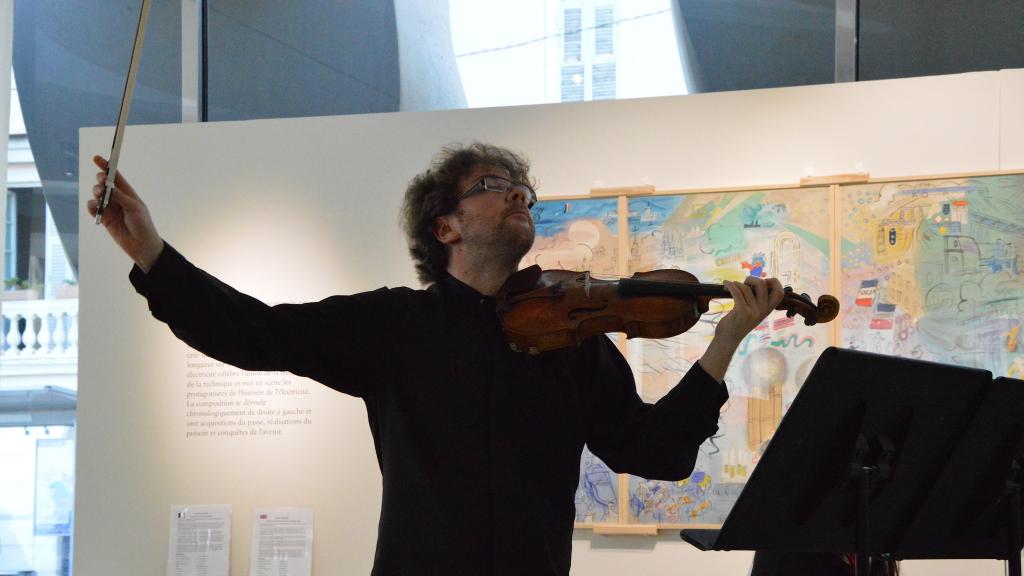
[{"x1": 778, "y1": 287, "x2": 840, "y2": 326}]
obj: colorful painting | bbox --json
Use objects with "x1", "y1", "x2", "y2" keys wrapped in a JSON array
[
  {"x1": 840, "y1": 175, "x2": 1024, "y2": 378},
  {"x1": 533, "y1": 174, "x2": 1023, "y2": 529},
  {"x1": 524, "y1": 197, "x2": 623, "y2": 523},
  {"x1": 624, "y1": 189, "x2": 833, "y2": 525},
  {"x1": 575, "y1": 446, "x2": 619, "y2": 523},
  {"x1": 523, "y1": 197, "x2": 619, "y2": 276}
]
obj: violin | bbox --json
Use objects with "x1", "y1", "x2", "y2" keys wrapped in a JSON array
[{"x1": 495, "y1": 266, "x2": 840, "y2": 355}]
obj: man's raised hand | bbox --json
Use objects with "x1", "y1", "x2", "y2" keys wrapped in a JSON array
[{"x1": 86, "y1": 155, "x2": 164, "y2": 272}]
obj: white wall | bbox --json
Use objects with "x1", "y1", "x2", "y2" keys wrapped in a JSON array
[
  {"x1": 78, "y1": 69, "x2": 1023, "y2": 576},
  {"x1": 1003, "y1": 69, "x2": 1024, "y2": 168}
]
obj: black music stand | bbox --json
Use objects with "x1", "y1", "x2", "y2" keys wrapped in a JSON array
[
  {"x1": 680, "y1": 347, "x2": 993, "y2": 576},
  {"x1": 895, "y1": 376, "x2": 1024, "y2": 575}
]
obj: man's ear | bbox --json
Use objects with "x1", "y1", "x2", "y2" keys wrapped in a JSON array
[{"x1": 433, "y1": 215, "x2": 460, "y2": 245}]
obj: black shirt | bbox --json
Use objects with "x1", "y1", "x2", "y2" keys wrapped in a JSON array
[{"x1": 131, "y1": 244, "x2": 729, "y2": 575}]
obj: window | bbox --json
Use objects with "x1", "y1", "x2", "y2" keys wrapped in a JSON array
[
  {"x1": 561, "y1": 64, "x2": 585, "y2": 102},
  {"x1": 592, "y1": 62, "x2": 616, "y2": 100},
  {"x1": 564, "y1": 7, "x2": 583, "y2": 63},
  {"x1": 450, "y1": 0, "x2": 685, "y2": 108},
  {"x1": 595, "y1": 5, "x2": 613, "y2": 56},
  {"x1": 5, "y1": 2, "x2": 181, "y2": 573},
  {"x1": 4, "y1": 65, "x2": 79, "y2": 576}
]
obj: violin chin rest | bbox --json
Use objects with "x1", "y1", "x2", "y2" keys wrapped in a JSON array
[{"x1": 499, "y1": 265, "x2": 543, "y2": 299}]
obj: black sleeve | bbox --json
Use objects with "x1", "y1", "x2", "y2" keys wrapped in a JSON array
[
  {"x1": 129, "y1": 243, "x2": 400, "y2": 398},
  {"x1": 582, "y1": 335, "x2": 728, "y2": 481}
]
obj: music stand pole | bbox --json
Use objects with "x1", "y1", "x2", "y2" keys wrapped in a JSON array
[
  {"x1": 1010, "y1": 483, "x2": 1022, "y2": 576},
  {"x1": 856, "y1": 465, "x2": 874, "y2": 576}
]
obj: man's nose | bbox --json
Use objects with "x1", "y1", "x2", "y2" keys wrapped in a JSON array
[{"x1": 507, "y1": 186, "x2": 529, "y2": 208}]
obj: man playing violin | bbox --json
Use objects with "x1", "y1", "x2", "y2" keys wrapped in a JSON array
[{"x1": 88, "y1": 142, "x2": 785, "y2": 576}]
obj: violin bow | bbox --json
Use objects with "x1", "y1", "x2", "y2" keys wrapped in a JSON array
[{"x1": 95, "y1": 0, "x2": 152, "y2": 225}]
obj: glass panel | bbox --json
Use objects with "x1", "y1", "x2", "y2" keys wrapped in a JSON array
[
  {"x1": 673, "y1": 0, "x2": 835, "y2": 93},
  {"x1": 12, "y1": 0, "x2": 182, "y2": 274},
  {"x1": 859, "y1": 0, "x2": 1024, "y2": 81},
  {"x1": 3, "y1": 4, "x2": 161, "y2": 573},
  {"x1": 5, "y1": 192, "x2": 15, "y2": 280},
  {"x1": 207, "y1": 1, "x2": 687, "y2": 114},
  {"x1": 0, "y1": 426, "x2": 75, "y2": 576},
  {"x1": 452, "y1": 0, "x2": 685, "y2": 107},
  {"x1": 206, "y1": 1, "x2": 400, "y2": 120}
]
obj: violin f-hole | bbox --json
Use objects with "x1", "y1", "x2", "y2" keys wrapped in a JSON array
[{"x1": 568, "y1": 305, "x2": 608, "y2": 320}]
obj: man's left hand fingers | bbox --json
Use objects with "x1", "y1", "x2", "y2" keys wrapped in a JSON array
[
  {"x1": 767, "y1": 278, "x2": 784, "y2": 307},
  {"x1": 744, "y1": 276, "x2": 769, "y2": 308}
]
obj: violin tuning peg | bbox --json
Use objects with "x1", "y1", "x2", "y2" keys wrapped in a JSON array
[
  {"x1": 509, "y1": 342, "x2": 520, "y2": 352},
  {"x1": 528, "y1": 347, "x2": 540, "y2": 356},
  {"x1": 786, "y1": 308, "x2": 797, "y2": 318},
  {"x1": 804, "y1": 318, "x2": 817, "y2": 327}
]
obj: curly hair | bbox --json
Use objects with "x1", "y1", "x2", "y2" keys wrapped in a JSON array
[{"x1": 400, "y1": 142, "x2": 534, "y2": 285}]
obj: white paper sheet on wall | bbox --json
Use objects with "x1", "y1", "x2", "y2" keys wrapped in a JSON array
[
  {"x1": 167, "y1": 505, "x2": 232, "y2": 576},
  {"x1": 249, "y1": 507, "x2": 314, "y2": 576}
]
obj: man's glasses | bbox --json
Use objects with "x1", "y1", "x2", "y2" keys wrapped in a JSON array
[{"x1": 458, "y1": 176, "x2": 537, "y2": 209}]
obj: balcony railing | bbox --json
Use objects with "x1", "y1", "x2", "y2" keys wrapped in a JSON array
[{"x1": 1, "y1": 298, "x2": 79, "y2": 359}]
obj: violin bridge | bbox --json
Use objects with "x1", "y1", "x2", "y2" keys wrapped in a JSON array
[{"x1": 584, "y1": 271, "x2": 591, "y2": 299}]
